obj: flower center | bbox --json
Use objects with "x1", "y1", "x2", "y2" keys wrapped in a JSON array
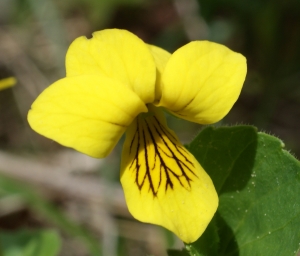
[{"x1": 122, "y1": 104, "x2": 198, "y2": 197}]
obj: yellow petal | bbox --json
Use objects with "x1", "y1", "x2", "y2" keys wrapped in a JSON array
[
  {"x1": 147, "y1": 45, "x2": 171, "y2": 102},
  {"x1": 28, "y1": 74, "x2": 147, "y2": 158},
  {"x1": 120, "y1": 105, "x2": 218, "y2": 243},
  {"x1": 66, "y1": 29, "x2": 157, "y2": 103},
  {"x1": 0, "y1": 77, "x2": 17, "y2": 91},
  {"x1": 158, "y1": 41, "x2": 247, "y2": 124}
]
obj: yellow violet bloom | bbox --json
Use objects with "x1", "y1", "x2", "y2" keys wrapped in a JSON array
[
  {"x1": 27, "y1": 29, "x2": 247, "y2": 243},
  {"x1": 0, "y1": 77, "x2": 16, "y2": 91}
]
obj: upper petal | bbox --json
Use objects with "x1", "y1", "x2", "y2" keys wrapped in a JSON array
[
  {"x1": 120, "y1": 105, "x2": 218, "y2": 243},
  {"x1": 147, "y1": 45, "x2": 171, "y2": 102},
  {"x1": 66, "y1": 29, "x2": 157, "y2": 104},
  {"x1": 28, "y1": 74, "x2": 147, "y2": 158},
  {"x1": 158, "y1": 41, "x2": 247, "y2": 124}
]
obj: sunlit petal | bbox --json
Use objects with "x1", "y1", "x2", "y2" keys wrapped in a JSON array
[
  {"x1": 158, "y1": 41, "x2": 247, "y2": 124},
  {"x1": 120, "y1": 105, "x2": 218, "y2": 243},
  {"x1": 0, "y1": 77, "x2": 16, "y2": 91},
  {"x1": 147, "y1": 45, "x2": 171, "y2": 102},
  {"x1": 66, "y1": 29, "x2": 157, "y2": 103},
  {"x1": 28, "y1": 74, "x2": 147, "y2": 158}
]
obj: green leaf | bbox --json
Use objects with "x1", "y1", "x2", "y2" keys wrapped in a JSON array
[
  {"x1": 188, "y1": 126, "x2": 300, "y2": 256},
  {"x1": 0, "y1": 229, "x2": 61, "y2": 256},
  {"x1": 167, "y1": 249, "x2": 190, "y2": 256}
]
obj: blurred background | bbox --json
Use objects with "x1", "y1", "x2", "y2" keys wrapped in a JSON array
[{"x1": 0, "y1": 0, "x2": 300, "y2": 255}]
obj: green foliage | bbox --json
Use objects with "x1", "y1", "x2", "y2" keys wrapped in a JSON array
[
  {"x1": 172, "y1": 126, "x2": 300, "y2": 255},
  {"x1": 0, "y1": 229, "x2": 61, "y2": 256},
  {"x1": 168, "y1": 248, "x2": 190, "y2": 256},
  {"x1": 0, "y1": 175, "x2": 102, "y2": 256}
]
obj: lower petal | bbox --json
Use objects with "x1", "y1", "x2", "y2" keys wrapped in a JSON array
[{"x1": 120, "y1": 105, "x2": 218, "y2": 243}]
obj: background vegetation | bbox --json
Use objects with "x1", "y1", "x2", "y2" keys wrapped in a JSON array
[{"x1": 0, "y1": 0, "x2": 300, "y2": 255}]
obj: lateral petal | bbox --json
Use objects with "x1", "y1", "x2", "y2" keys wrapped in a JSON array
[
  {"x1": 28, "y1": 75, "x2": 147, "y2": 158},
  {"x1": 120, "y1": 105, "x2": 218, "y2": 243},
  {"x1": 66, "y1": 29, "x2": 157, "y2": 103},
  {"x1": 158, "y1": 41, "x2": 247, "y2": 124}
]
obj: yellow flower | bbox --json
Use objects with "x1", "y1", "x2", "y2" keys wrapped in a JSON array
[
  {"x1": 27, "y1": 29, "x2": 247, "y2": 243},
  {"x1": 0, "y1": 77, "x2": 16, "y2": 91}
]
